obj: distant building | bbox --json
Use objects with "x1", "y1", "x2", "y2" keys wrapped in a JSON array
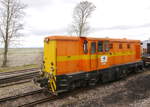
[{"x1": 142, "y1": 40, "x2": 150, "y2": 48}]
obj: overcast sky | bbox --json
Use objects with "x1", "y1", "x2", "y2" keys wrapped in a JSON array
[{"x1": 20, "y1": 0, "x2": 150, "y2": 47}]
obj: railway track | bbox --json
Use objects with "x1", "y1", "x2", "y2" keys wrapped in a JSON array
[
  {"x1": 0, "y1": 87, "x2": 59, "y2": 107},
  {"x1": 0, "y1": 68, "x2": 40, "y2": 87},
  {"x1": 0, "y1": 88, "x2": 68, "y2": 107},
  {"x1": 0, "y1": 68, "x2": 39, "y2": 76},
  {"x1": 0, "y1": 89, "x2": 44, "y2": 103},
  {"x1": 0, "y1": 88, "x2": 58, "y2": 107},
  {"x1": 19, "y1": 95, "x2": 58, "y2": 107}
]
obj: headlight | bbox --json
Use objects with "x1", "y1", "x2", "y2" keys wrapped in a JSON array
[{"x1": 45, "y1": 38, "x2": 49, "y2": 43}]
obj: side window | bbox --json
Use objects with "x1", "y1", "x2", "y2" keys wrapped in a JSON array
[
  {"x1": 98, "y1": 41, "x2": 103, "y2": 52},
  {"x1": 109, "y1": 43, "x2": 113, "y2": 49},
  {"x1": 127, "y1": 44, "x2": 130, "y2": 49},
  {"x1": 91, "y1": 42, "x2": 96, "y2": 54},
  {"x1": 83, "y1": 40, "x2": 88, "y2": 54},
  {"x1": 119, "y1": 44, "x2": 122, "y2": 49},
  {"x1": 104, "y1": 41, "x2": 109, "y2": 52}
]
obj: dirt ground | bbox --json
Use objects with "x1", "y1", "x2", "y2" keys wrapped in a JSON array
[{"x1": 0, "y1": 48, "x2": 43, "y2": 67}]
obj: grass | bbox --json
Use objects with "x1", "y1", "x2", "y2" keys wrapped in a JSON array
[{"x1": 0, "y1": 64, "x2": 40, "y2": 72}]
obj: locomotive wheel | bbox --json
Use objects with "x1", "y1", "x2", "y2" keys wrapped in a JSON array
[
  {"x1": 115, "y1": 67, "x2": 127, "y2": 80},
  {"x1": 135, "y1": 66, "x2": 144, "y2": 73},
  {"x1": 121, "y1": 68, "x2": 127, "y2": 78},
  {"x1": 89, "y1": 77, "x2": 98, "y2": 86}
]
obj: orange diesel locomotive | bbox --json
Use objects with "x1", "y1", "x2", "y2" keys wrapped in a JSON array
[{"x1": 35, "y1": 36, "x2": 144, "y2": 94}]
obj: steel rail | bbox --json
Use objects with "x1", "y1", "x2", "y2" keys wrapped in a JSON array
[
  {"x1": 0, "y1": 68, "x2": 39, "y2": 76},
  {"x1": 0, "y1": 67, "x2": 40, "y2": 87},
  {"x1": 0, "y1": 72, "x2": 39, "y2": 85},
  {"x1": 0, "y1": 71, "x2": 39, "y2": 79},
  {"x1": 19, "y1": 90, "x2": 81, "y2": 107},
  {"x1": 0, "y1": 79, "x2": 31, "y2": 88},
  {"x1": 18, "y1": 95, "x2": 57, "y2": 107},
  {"x1": 0, "y1": 89, "x2": 44, "y2": 103}
]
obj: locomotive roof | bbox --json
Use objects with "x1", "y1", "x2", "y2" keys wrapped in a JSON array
[{"x1": 46, "y1": 35, "x2": 140, "y2": 43}]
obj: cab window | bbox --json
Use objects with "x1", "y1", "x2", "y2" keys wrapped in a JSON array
[
  {"x1": 104, "y1": 41, "x2": 109, "y2": 52},
  {"x1": 109, "y1": 43, "x2": 113, "y2": 49},
  {"x1": 91, "y1": 42, "x2": 96, "y2": 54},
  {"x1": 119, "y1": 44, "x2": 122, "y2": 49},
  {"x1": 98, "y1": 41, "x2": 103, "y2": 52},
  {"x1": 83, "y1": 40, "x2": 88, "y2": 54},
  {"x1": 127, "y1": 44, "x2": 130, "y2": 49}
]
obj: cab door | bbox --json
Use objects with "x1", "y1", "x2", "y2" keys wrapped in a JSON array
[
  {"x1": 135, "y1": 44, "x2": 141, "y2": 60},
  {"x1": 90, "y1": 41, "x2": 98, "y2": 71},
  {"x1": 97, "y1": 40, "x2": 109, "y2": 69}
]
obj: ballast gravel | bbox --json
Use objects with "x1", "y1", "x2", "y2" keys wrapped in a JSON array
[
  {"x1": 0, "y1": 82, "x2": 40, "y2": 98},
  {"x1": 37, "y1": 71, "x2": 150, "y2": 107},
  {"x1": 1, "y1": 71, "x2": 150, "y2": 107}
]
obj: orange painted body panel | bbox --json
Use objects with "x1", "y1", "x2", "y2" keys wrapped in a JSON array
[
  {"x1": 57, "y1": 60, "x2": 80, "y2": 75},
  {"x1": 45, "y1": 36, "x2": 141, "y2": 75}
]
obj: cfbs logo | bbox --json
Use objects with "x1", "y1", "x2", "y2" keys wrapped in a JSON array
[{"x1": 101, "y1": 56, "x2": 108, "y2": 64}]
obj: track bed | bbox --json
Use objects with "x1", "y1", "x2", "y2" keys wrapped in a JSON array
[
  {"x1": 0, "y1": 68, "x2": 40, "y2": 87},
  {"x1": 1, "y1": 68, "x2": 150, "y2": 107}
]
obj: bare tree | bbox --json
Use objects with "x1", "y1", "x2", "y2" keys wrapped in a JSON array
[
  {"x1": 0, "y1": 0, "x2": 26, "y2": 67},
  {"x1": 70, "y1": 1, "x2": 96, "y2": 37}
]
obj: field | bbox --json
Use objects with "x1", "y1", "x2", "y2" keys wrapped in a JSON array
[{"x1": 0, "y1": 48, "x2": 43, "y2": 70}]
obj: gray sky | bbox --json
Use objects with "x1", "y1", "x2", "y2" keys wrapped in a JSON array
[{"x1": 20, "y1": 0, "x2": 150, "y2": 47}]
